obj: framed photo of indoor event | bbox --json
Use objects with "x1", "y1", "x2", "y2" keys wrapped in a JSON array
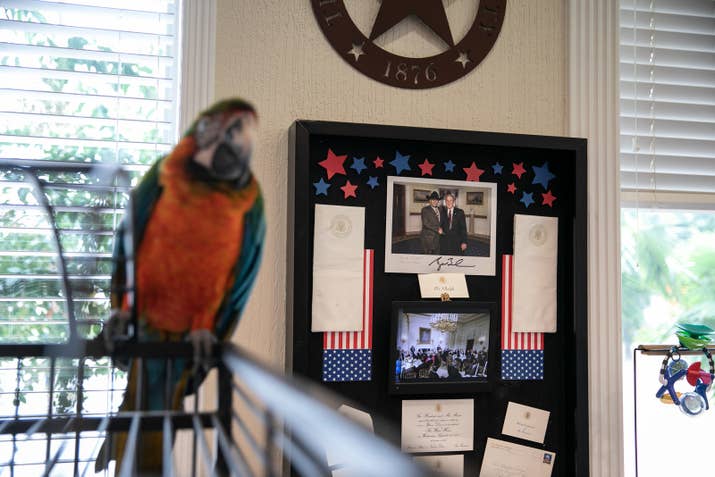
[{"x1": 389, "y1": 301, "x2": 496, "y2": 395}]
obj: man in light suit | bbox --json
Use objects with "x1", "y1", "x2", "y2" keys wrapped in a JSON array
[
  {"x1": 420, "y1": 191, "x2": 443, "y2": 254},
  {"x1": 440, "y1": 193, "x2": 468, "y2": 255}
]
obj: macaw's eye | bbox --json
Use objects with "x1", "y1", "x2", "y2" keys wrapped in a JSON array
[{"x1": 195, "y1": 116, "x2": 221, "y2": 149}]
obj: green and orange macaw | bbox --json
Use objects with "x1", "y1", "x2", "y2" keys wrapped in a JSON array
[{"x1": 96, "y1": 98, "x2": 265, "y2": 473}]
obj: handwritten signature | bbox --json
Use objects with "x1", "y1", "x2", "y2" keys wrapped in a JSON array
[{"x1": 428, "y1": 256, "x2": 476, "y2": 271}]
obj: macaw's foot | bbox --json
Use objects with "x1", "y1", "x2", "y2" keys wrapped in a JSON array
[
  {"x1": 101, "y1": 309, "x2": 132, "y2": 370},
  {"x1": 188, "y1": 328, "x2": 217, "y2": 373}
]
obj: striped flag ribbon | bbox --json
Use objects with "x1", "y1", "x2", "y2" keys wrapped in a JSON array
[
  {"x1": 322, "y1": 249, "x2": 373, "y2": 382},
  {"x1": 501, "y1": 254, "x2": 545, "y2": 380}
]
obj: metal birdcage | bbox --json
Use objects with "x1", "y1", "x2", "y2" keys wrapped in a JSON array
[{"x1": 0, "y1": 160, "x2": 429, "y2": 477}]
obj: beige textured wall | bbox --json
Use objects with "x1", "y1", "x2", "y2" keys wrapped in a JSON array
[{"x1": 214, "y1": 0, "x2": 567, "y2": 370}]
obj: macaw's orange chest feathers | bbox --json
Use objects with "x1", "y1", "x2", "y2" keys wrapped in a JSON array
[{"x1": 136, "y1": 140, "x2": 258, "y2": 333}]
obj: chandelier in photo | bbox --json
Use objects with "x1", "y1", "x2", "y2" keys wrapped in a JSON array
[{"x1": 430, "y1": 313, "x2": 459, "y2": 332}]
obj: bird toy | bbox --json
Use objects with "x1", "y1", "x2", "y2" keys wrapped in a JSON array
[{"x1": 655, "y1": 345, "x2": 715, "y2": 416}]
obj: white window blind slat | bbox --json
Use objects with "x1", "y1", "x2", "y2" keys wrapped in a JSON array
[
  {"x1": 621, "y1": 117, "x2": 715, "y2": 140},
  {"x1": 620, "y1": 65, "x2": 715, "y2": 88},
  {"x1": 620, "y1": 171, "x2": 715, "y2": 193},
  {"x1": 621, "y1": 0, "x2": 715, "y2": 17},
  {"x1": 4, "y1": 0, "x2": 175, "y2": 34},
  {"x1": 620, "y1": 81, "x2": 714, "y2": 105},
  {"x1": 621, "y1": 153, "x2": 715, "y2": 174},
  {"x1": 0, "y1": 65, "x2": 175, "y2": 87},
  {"x1": 0, "y1": 17, "x2": 175, "y2": 41},
  {"x1": 1, "y1": 41, "x2": 174, "y2": 64},
  {"x1": 620, "y1": 99, "x2": 715, "y2": 122},
  {"x1": 620, "y1": 46, "x2": 714, "y2": 70},
  {"x1": 0, "y1": 1, "x2": 180, "y2": 343},
  {"x1": 620, "y1": 134, "x2": 715, "y2": 157},
  {"x1": 620, "y1": 27, "x2": 715, "y2": 52},
  {"x1": 620, "y1": 10, "x2": 714, "y2": 35}
]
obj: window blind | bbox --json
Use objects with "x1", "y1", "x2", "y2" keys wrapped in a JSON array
[
  {"x1": 620, "y1": 0, "x2": 715, "y2": 203},
  {"x1": 0, "y1": 0, "x2": 180, "y2": 343}
]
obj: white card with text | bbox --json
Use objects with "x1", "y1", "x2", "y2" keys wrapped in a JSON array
[
  {"x1": 418, "y1": 273, "x2": 469, "y2": 298},
  {"x1": 401, "y1": 399, "x2": 473, "y2": 453},
  {"x1": 501, "y1": 401, "x2": 550, "y2": 444}
]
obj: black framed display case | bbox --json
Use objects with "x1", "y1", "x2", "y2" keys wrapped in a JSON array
[{"x1": 287, "y1": 120, "x2": 588, "y2": 476}]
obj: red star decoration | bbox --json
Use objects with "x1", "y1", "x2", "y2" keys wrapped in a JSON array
[
  {"x1": 542, "y1": 190, "x2": 557, "y2": 207},
  {"x1": 512, "y1": 162, "x2": 526, "y2": 179},
  {"x1": 463, "y1": 162, "x2": 484, "y2": 182},
  {"x1": 341, "y1": 180, "x2": 358, "y2": 199},
  {"x1": 319, "y1": 149, "x2": 347, "y2": 179},
  {"x1": 507, "y1": 183, "x2": 517, "y2": 194},
  {"x1": 373, "y1": 156, "x2": 384, "y2": 168},
  {"x1": 418, "y1": 159, "x2": 435, "y2": 176}
]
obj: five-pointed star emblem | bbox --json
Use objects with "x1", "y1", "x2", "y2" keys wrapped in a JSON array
[
  {"x1": 347, "y1": 42, "x2": 365, "y2": 62},
  {"x1": 369, "y1": 0, "x2": 454, "y2": 47},
  {"x1": 455, "y1": 52, "x2": 470, "y2": 69}
]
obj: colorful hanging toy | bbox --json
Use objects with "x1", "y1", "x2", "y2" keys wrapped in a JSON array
[{"x1": 655, "y1": 323, "x2": 715, "y2": 416}]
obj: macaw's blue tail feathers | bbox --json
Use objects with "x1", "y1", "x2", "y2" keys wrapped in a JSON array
[{"x1": 95, "y1": 354, "x2": 192, "y2": 474}]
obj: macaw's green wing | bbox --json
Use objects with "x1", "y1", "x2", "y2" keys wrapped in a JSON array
[
  {"x1": 215, "y1": 189, "x2": 266, "y2": 341},
  {"x1": 110, "y1": 159, "x2": 163, "y2": 308}
]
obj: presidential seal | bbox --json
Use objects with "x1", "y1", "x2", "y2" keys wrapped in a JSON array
[
  {"x1": 330, "y1": 214, "x2": 352, "y2": 238},
  {"x1": 529, "y1": 223, "x2": 548, "y2": 246}
]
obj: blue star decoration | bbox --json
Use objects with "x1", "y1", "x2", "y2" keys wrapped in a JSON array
[
  {"x1": 351, "y1": 156, "x2": 367, "y2": 174},
  {"x1": 390, "y1": 151, "x2": 411, "y2": 175},
  {"x1": 493, "y1": 162, "x2": 503, "y2": 175},
  {"x1": 520, "y1": 191, "x2": 534, "y2": 207},
  {"x1": 367, "y1": 176, "x2": 379, "y2": 189},
  {"x1": 656, "y1": 368, "x2": 687, "y2": 405},
  {"x1": 532, "y1": 162, "x2": 556, "y2": 189},
  {"x1": 313, "y1": 177, "x2": 330, "y2": 196},
  {"x1": 444, "y1": 160, "x2": 455, "y2": 172}
]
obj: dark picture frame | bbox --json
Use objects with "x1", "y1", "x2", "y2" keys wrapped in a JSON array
[
  {"x1": 412, "y1": 189, "x2": 432, "y2": 202},
  {"x1": 288, "y1": 119, "x2": 589, "y2": 477},
  {"x1": 389, "y1": 301, "x2": 497, "y2": 395},
  {"x1": 466, "y1": 191, "x2": 484, "y2": 205}
]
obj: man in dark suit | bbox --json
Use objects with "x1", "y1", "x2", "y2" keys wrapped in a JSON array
[
  {"x1": 440, "y1": 193, "x2": 468, "y2": 255},
  {"x1": 420, "y1": 191, "x2": 443, "y2": 254}
]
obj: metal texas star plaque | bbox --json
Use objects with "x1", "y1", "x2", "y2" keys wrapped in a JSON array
[{"x1": 311, "y1": 0, "x2": 507, "y2": 89}]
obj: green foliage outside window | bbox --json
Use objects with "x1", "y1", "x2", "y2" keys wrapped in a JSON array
[{"x1": 622, "y1": 209, "x2": 715, "y2": 353}]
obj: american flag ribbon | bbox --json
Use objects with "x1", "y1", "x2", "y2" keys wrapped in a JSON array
[
  {"x1": 502, "y1": 254, "x2": 544, "y2": 350},
  {"x1": 323, "y1": 249, "x2": 373, "y2": 350},
  {"x1": 322, "y1": 250, "x2": 373, "y2": 382},
  {"x1": 501, "y1": 254, "x2": 545, "y2": 380}
]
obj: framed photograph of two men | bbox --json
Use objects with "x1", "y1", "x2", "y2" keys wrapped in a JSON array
[{"x1": 385, "y1": 177, "x2": 497, "y2": 275}]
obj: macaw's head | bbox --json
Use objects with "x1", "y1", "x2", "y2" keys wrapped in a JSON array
[{"x1": 185, "y1": 98, "x2": 257, "y2": 186}]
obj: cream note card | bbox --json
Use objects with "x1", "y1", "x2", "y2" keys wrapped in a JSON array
[
  {"x1": 502, "y1": 402, "x2": 550, "y2": 444},
  {"x1": 401, "y1": 399, "x2": 473, "y2": 453},
  {"x1": 480, "y1": 438, "x2": 556, "y2": 477},
  {"x1": 418, "y1": 273, "x2": 469, "y2": 299},
  {"x1": 413, "y1": 454, "x2": 464, "y2": 477},
  {"x1": 311, "y1": 204, "x2": 365, "y2": 332},
  {"x1": 512, "y1": 214, "x2": 558, "y2": 332}
]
